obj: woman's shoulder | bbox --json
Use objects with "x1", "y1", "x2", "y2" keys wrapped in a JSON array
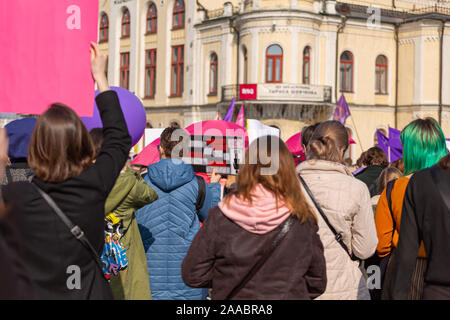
[
  {"x1": 297, "y1": 160, "x2": 354, "y2": 178},
  {"x1": 391, "y1": 176, "x2": 410, "y2": 197},
  {"x1": 2, "y1": 181, "x2": 35, "y2": 201}
]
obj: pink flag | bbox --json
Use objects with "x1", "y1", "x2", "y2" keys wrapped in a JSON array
[
  {"x1": 235, "y1": 105, "x2": 245, "y2": 128},
  {"x1": 0, "y1": 0, "x2": 99, "y2": 116}
]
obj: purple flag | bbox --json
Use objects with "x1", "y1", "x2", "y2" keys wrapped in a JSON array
[
  {"x1": 377, "y1": 128, "x2": 402, "y2": 162},
  {"x1": 223, "y1": 97, "x2": 236, "y2": 122},
  {"x1": 388, "y1": 127, "x2": 403, "y2": 162},
  {"x1": 377, "y1": 130, "x2": 390, "y2": 160},
  {"x1": 333, "y1": 94, "x2": 351, "y2": 125},
  {"x1": 388, "y1": 127, "x2": 402, "y2": 149}
]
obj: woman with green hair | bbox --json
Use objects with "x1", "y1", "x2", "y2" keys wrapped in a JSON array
[{"x1": 374, "y1": 117, "x2": 448, "y2": 300}]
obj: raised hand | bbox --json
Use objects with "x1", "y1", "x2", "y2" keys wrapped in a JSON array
[{"x1": 90, "y1": 42, "x2": 109, "y2": 93}]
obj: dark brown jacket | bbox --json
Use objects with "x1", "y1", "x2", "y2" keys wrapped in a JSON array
[{"x1": 182, "y1": 207, "x2": 327, "y2": 300}]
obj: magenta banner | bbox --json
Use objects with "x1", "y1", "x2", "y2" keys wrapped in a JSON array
[{"x1": 0, "y1": 0, "x2": 99, "y2": 116}]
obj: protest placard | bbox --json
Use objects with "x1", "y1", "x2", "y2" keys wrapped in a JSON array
[{"x1": 0, "y1": 0, "x2": 99, "y2": 116}]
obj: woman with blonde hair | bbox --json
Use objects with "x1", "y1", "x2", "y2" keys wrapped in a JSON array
[
  {"x1": 296, "y1": 120, "x2": 378, "y2": 300},
  {"x1": 182, "y1": 136, "x2": 327, "y2": 300}
]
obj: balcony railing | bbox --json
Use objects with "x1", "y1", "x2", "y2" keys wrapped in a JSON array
[
  {"x1": 222, "y1": 84, "x2": 332, "y2": 103},
  {"x1": 412, "y1": 4, "x2": 450, "y2": 15}
]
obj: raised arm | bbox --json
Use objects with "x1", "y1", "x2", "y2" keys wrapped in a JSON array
[{"x1": 90, "y1": 43, "x2": 132, "y2": 194}]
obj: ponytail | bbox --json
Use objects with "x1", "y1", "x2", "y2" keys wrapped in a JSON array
[
  {"x1": 306, "y1": 121, "x2": 349, "y2": 163},
  {"x1": 309, "y1": 136, "x2": 337, "y2": 160}
]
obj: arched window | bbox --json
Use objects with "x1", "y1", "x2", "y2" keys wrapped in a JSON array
[
  {"x1": 375, "y1": 55, "x2": 388, "y2": 94},
  {"x1": 121, "y1": 9, "x2": 131, "y2": 38},
  {"x1": 145, "y1": 49, "x2": 157, "y2": 98},
  {"x1": 171, "y1": 45, "x2": 184, "y2": 97},
  {"x1": 173, "y1": 0, "x2": 185, "y2": 30},
  {"x1": 146, "y1": 2, "x2": 157, "y2": 34},
  {"x1": 99, "y1": 13, "x2": 109, "y2": 43},
  {"x1": 303, "y1": 46, "x2": 311, "y2": 85},
  {"x1": 266, "y1": 44, "x2": 283, "y2": 83},
  {"x1": 340, "y1": 51, "x2": 354, "y2": 92},
  {"x1": 120, "y1": 52, "x2": 130, "y2": 90},
  {"x1": 209, "y1": 53, "x2": 218, "y2": 94}
]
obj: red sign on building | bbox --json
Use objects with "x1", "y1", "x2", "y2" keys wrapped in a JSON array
[{"x1": 239, "y1": 84, "x2": 257, "y2": 100}]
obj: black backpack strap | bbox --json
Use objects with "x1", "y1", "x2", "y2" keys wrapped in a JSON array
[
  {"x1": 429, "y1": 166, "x2": 450, "y2": 211},
  {"x1": 385, "y1": 179, "x2": 397, "y2": 230},
  {"x1": 299, "y1": 175, "x2": 357, "y2": 261},
  {"x1": 225, "y1": 216, "x2": 296, "y2": 300},
  {"x1": 32, "y1": 184, "x2": 105, "y2": 276},
  {"x1": 196, "y1": 175, "x2": 206, "y2": 215}
]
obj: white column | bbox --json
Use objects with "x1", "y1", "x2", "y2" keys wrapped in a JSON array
[
  {"x1": 290, "y1": 30, "x2": 299, "y2": 83},
  {"x1": 221, "y1": 26, "x2": 234, "y2": 86},
  {"x1": 192, "y1": 33, "x2": 202, "y2": 105},
  {"x1": 442, "y1": 32, "x2": 450, "y2": 105},
  {"x1": 128, "y1": 0, "x2": 139, "y2": 94},
  {"x1": 184, "y1": 0, "x2": 196, "y2": 106},
  {"x1": 251, "y1": 29, "x2": 259, "y2": 83},
  {"x1": 315, "y1": 35, "x2": 320, "y2": 85},
  {"x1": 138, "y1": 2, "x2": 148, "y2": 100},
  {"x1": 108, "y1": 3, "x2": 122, "y2": 87},
  {"x1": 324, "y1": 30, "x2": 337, "y2": 103},
  {"x1": 413, "y1": 36, "x2": 424, "y2": 105}
]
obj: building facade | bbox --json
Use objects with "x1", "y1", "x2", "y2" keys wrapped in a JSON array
[{"x1": 98, "y1": 0, "x2": 450, "y2": 161}]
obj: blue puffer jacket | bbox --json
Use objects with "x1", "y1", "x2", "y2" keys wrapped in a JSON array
[{"x1": 136, "y1": 159, "x2": 221, "y2": 300}]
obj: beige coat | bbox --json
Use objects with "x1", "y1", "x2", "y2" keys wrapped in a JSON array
[{"x1": 297, "y1": 160, "x2": 378, "y2": 300}]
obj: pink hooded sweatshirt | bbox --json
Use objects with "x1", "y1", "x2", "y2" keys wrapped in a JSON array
[{"x1": 218, "y1": 185, "x2": 292, "y2": 235}]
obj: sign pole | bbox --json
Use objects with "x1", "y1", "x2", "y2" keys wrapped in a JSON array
[{"x1": 350, "y1": 115, "x2": 364, "y2": 153}]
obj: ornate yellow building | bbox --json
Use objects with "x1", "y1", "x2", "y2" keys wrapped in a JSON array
[{"x1": 98, "y1": 0, "x2": 450, "y2": 161}]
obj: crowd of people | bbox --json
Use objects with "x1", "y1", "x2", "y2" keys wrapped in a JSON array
[{"x1": 0, "y1": 43, "x2": 449, "y2": 300}]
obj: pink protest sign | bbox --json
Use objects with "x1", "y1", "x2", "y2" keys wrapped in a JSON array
[{"x1": 0, "y1": 0, "x2": 99, "y2": 117}]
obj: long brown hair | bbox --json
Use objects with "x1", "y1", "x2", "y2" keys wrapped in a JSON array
[
  {"x1": 307, "y1": 120, "x2": 349, "y2": 164},
  {"x1": 28, "y1": 104, "x2": 95, "y2": 183},
  {"x1": 224, "y1": 136, "x2": 316, "y2": 223}
]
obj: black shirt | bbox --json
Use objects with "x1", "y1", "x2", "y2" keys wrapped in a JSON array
[
  {"x1": 355, "y1": 165, "x2": 386, "y2": 197},
  {"x1": 2, "y1": 91, "x2": 131, "y2": 299},
  {"x1": 388, "y1": 165, "x2": 450, "y2": 299}
]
